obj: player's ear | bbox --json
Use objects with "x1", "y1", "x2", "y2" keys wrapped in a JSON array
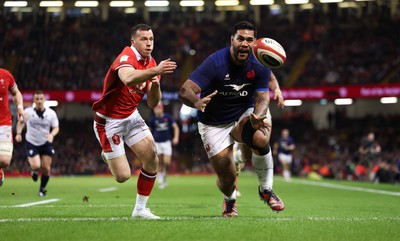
[{"x1": 130, "y1": 38, "x2": 135, "y2": 46}]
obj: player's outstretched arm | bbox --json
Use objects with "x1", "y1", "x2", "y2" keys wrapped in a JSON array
[
  {"x1": 269, "y1": 72, "x2": 285, "y2": 108},
  {"x1": 10, "y1": 85, "x2": 27, "y2": 122},
  {"x1": 147, "y1": 76, "x2": 161, "y2": 108},
  {"x1": 119, "y1": 58, "x2": 177, "y2": 87},
  {"x1": 179, "y1": 80, "x2": 217, "y2": 112}
]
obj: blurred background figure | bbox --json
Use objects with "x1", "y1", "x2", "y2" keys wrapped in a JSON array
[
  {"x1": 16, "y1": 90, "x2": 59, "y2": 196},
  {"x1": 358, "y1": 132, "x2": 381, "y2": 181},
  {"x1": 274, "y1": 128, "x2": 295, "y2": 182},
  {"x1": 149, "y1": 102, "x2": 180, "y2": 189}
]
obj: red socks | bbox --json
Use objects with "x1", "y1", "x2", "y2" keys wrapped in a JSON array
[{"x1": 137, "y1": 168, "x2": 157, "y2": 196}]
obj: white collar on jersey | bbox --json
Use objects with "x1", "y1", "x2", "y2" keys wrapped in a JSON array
[{"x1": 130, "y1": 45, "x2": 152, "y2": 63}]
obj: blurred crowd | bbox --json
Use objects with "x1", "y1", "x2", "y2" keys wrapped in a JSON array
[
  {"x1": 1, "y1": 5, "x2": 399, "y2": 90},
  {"x1": 8, "y1": 107, "x2": 400, "y2": 184},
  {"x1": 2, "y1": 5, "x2": 400, "y2": 184}
]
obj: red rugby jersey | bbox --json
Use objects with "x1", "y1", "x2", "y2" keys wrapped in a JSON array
[
  {"x1": 0, "y1": 68, "x2": 17, "y2": 126},
  {"x1": 92, "y1": 46, "x2": 157, "y2": 118}
]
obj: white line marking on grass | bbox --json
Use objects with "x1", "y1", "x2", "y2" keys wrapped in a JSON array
[
  {"x1": 1, "y1": 216, "x2": 399, "y2": 223},
  {"x1": 292, "y1": 179, "x2": 400, "y2": 196},
  {"x1": 13, "y1": 199, "x2": 61, "y2": 207},
  {"x1": 98, "y1": 187, "x2": 117, "y2": 192}
]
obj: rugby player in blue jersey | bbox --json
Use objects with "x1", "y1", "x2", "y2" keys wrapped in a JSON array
[{"x1": 179, "y1": 21, "x2": 284, "y2": 217}]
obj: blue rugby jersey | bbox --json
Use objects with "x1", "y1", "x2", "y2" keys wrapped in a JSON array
[
  {"x1": 277, "y1": 136, "x2": 295, "y2": 155},
  {"x1": 189, "y1": 47, "x2": 271, "y2": 125},
  {"x1": 149, "y1": 113, "x2": 176, "y2": 142}
]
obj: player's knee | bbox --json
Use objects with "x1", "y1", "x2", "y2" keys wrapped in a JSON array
[
  {"x1": 115, "y1": 174, "x2": 130, "y2": 183},
  {"x1": 254, "y1": 145, "x2": 271, "y2": 156},
  {"x1": 0, "y1": 157, "x2": 12, "y2": 168},
  {"x1": 241, "y1": 120, "x2": 256, "y2": 147}
]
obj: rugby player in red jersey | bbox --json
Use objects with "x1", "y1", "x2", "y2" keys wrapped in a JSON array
[
  {"x1": 0, "y1": 68, "x2": 27, "y2": 187},
  {"x1": 92, "y1": 24, "x2": 177, "y2": 219}
]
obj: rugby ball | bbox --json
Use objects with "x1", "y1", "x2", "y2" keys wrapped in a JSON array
[{"x1": 252, "y1": 38, "x2": 286, "y2": 68}]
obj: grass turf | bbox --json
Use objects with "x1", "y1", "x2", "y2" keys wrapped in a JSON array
[{"x1": 1, "y1": 173, "x2": 399, "y2": 241}]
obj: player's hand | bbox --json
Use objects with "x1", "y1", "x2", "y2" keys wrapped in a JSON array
[
  {"x1": 15, "y1": 134, "x2": 22, "y2": 143},
  {"x1": 150, "y1": 76, "x2": 160, "y2": 85},
  {"x1": 48, "y1": 133, "x2": 54, "y2": 143},
  {"x1": 195, "y1": 90, "x2": 217, "y2": 112},
  {"x1": 274, "y1": 89, "x2": 285, "y2": 108},
  {"x1": 157, "y1": 58, "x2": 177, "y2": 75},
  {"x1": 18, "y1": 109, "x2": 27, "y2": 123},
  {"x1": 172, "y1": 137, "x2": 179, "y2": 146},
  {"x1": 250, "y1": 113, "x2": 271, "y2": 136}
]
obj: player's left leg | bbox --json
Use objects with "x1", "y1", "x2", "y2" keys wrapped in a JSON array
[
  {"x1": 129, "y1": 134, "x2": 160, "y2": 219},
  {"x1": 28, "y1": 155, "x2": 41, "y2": 182},
  {"x1": 39, "y1": 155, "x2": 52, "y2": 197},
  {"x1": 232, "y1": 111, "x2": 284, "y2": 212}
]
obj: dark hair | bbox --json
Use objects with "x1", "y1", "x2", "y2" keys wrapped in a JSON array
[
  {"x1": 34, "y1": 90, "x2": 44, "y2": 95},
  {"x1": 232, "y1": 21, "x2": 257, "y2": 38},
  {"x1": 130, "y1": 24, "x2": 152, "y2": 38}
]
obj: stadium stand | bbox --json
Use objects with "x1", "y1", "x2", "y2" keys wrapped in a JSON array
[{"x1": 2, "y1": 4, "x2": 399, "y2": 183}]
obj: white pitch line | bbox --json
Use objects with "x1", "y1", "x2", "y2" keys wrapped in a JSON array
[
  {"x1": 13, "y1": 199, "x2": 61, "y2": 207},
  {"x1": 0, "y1": 216, "x2": 399, "y2": 223},
  {"x1": 292, "y1": 179, "x2": 400, "y2": 196},
  {"x1": 98, "y1": 187, "x2": 117, "y2": 192}
]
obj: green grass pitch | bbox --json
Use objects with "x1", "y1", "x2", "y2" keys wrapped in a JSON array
[{"x1": 1, "y1": 172, "x2": 399, "y2": 241}]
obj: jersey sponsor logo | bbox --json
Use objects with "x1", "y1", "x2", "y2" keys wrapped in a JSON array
[
  {"x1": 219, "y1": 83, "x2": 250, "y2": 96},
  {"x1": 112, "y1": 134, "x2": 121, "y2": 145},
  {"x1": 226, "y1": 83, "x2": 251, "y2": 91},
  {"x1": 120, "y1": 55, "x2": 129, "y2": 62}
]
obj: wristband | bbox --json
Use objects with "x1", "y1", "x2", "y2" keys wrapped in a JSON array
[{"x1": 17, "y1": 105, "x2": 23, "y2": 110}]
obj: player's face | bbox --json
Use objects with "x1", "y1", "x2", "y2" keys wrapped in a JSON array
[
  {"x1": 33, "y1": 94, "x2": 45, "y2": 110},
  {"x1": 230, "y1": 29, "x2": 255, "y2": 65},
  {"x1": 153, "y1": 105, "x2": 163, "y2": 117},
  {"x1": 131, "y1": 29, "x2": 154, "y2": 58}
]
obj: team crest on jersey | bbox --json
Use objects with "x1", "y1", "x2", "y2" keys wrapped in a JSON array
[
  {"x1": 120, "y1": 55, "x2": 129, "y2": 62},
  {"x1": 205, "y1": 144, "x2": 211, "y2": 153},
  {"x1": 112, "y1": 134, "x2": 121, "y2": 145},
  {"x1": 246, "y1": 70, "x2": 255, "y2": 79}
]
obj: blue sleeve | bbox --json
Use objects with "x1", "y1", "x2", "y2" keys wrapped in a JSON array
[
  {"x1": 165, "y1": 113, "x2": 176, "y2": 125},
  {"x1": 148, "y1": 117, "x2": 155, "y2": 129},
  {"x1": 189, "y1": 56, "x2": 216, "y2": 90},
  {"x1": 255, "y1": 67, "x2": 271, "y2": 92}
]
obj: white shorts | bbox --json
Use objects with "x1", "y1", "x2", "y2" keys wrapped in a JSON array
[
  {"x1": 198, "y1": 122, "x2": 235, "y2": 158},
  {"x1": 93, "y1": 110, "x2": 151, "y2": 160},
  {"x1": 278, "y1": 153, "x2": 293, "y2": 164},
  {"x1": 155, "y1": 141, "x2": 172, "y2": 156},
  {"x1": 198, "y1": 108, "x2": 272, "y2": 159},
  {"x1": 0, "y1": 125, "x2": 13, "y2": 156}
]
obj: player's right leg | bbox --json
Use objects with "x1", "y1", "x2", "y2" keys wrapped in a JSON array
[
  {"x1": 93, "y1": 113, "x2": 131, "y2": 183},
  {"x1": 210, "y1": 149, "x2": 238, "y2": 217},
  {"x1": 0, "y1": 126, "x2": 14, "y2": 187},
  {"x1": 198, "y1": 122, "x2": 237, "y2": 217}
]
